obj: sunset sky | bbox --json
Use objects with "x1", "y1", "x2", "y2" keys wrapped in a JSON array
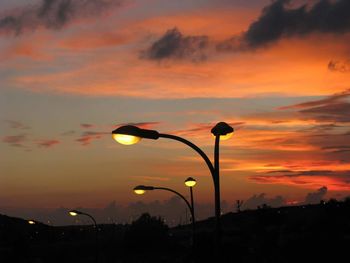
[{"x1": 1, "y1": 0, "x2": 350, "y2": 225}]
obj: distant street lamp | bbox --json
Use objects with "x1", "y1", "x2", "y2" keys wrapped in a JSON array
[
  {"x1": 133, "y1": 184, "x2": 196, "y2": 246},
  {"x1": 113, "y1": 122, "x2": 233, "y2": 248},
  {"x1": 28, "y1": 220, "x2": 36, "y2": 225},
  {"x1": 184, "y1": 177, "x2": 196, "y2": 239},
  {"x1": 69, "y1": 210, "x2": 98, "y2": 263}
]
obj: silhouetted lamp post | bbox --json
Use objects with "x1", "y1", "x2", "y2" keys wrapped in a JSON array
[
  {"x1": 133, "y1": 184, "x2": 196, "y2": 246},
  {"x1": 184, "y1": 177, "x2": 196, "y2": 241},
  {"x1": 113, "y1": 122, "x2": 234, "y2": 247},
  {"x1": 69, "y1": 210, "x2": 98, "y2": 263}
]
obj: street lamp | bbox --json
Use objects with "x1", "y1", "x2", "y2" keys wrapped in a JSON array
[
  {"x1": 184, "y1": 177, "x2": 196, "y2": 248},
  {"x1": 133, "y1": 184, "x2": 196, "y2": 246},
  {"x1": 113, "y1": 122, "x2": 233, "y2": 248},
  {"x1": 28, "y1": 220, "x2": 36, "y2": 225},
  {"x1": 69, "y1": 210, "x2": 98, "y2": 263}
]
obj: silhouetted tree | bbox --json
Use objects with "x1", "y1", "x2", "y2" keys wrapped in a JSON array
[{"x1": 123, "y1": 213, "x2": 170, "y2": 253}]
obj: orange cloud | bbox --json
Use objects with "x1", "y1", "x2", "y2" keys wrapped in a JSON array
[{"x1": 11, "y1": 35, "x2": 350, "y2": 98}]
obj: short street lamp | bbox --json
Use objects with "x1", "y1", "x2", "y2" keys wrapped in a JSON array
[
  {"x1": 133, "y1": 184, "x2": 196, "y2": 246},
  {"x1": 113, "y1": 122, "x2": 233, "y2": 248},
  {"x1": 69, "y1": 210, "x2": 98, "y2": 263}
]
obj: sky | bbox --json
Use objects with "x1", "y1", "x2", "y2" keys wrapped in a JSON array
[{"x1": 1, "y1": 0, "x2": 350, "y2": 225}]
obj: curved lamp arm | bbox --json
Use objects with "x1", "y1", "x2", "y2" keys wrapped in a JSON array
[
  {"x1": 81, "y1": 212, "x2": 97, "y2": 228},
  {"x1": 154, "y1": 187, "x2": 193, "y2": 218},
  {"x1": 159, "y1": 133, "x2": 215, "y2": 180}
]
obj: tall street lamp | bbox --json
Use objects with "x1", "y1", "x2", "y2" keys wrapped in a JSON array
[
  {"x1": 112, "y1": 122, "x2": 233, "y2": 247},
  {"x1": 133, "y1": 184, "x2": 196, "y2": 246},
  {"x1": 69, "y1": 210, "x2": 99, "y2": 263}
]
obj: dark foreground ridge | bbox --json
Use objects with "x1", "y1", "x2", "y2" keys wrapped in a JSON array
[{"x1": 1, "y1": 199, "x2": 350, "y2": 262}]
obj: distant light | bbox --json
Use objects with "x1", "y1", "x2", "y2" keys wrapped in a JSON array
[
  {"x1": 69, "y1": 211, "x2": 78, "y2": 216},
  {"x1": 112, "y1": 134, "x2": 141, "y2": 145},
  {"x1": 28, "y1": 220, "x2": 35, "y2": 225}
]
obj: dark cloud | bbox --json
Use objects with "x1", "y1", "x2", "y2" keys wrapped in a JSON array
[
  {"x1": 304, "y1": 186, "x2": 327, "y2": 204},
  {"x1": 218, "y1": 0, "x2": 350, "y2": 51},
  {"x1": 328, "y1": 59, "x2": 350, "y2": 73},
  {"x1": 141, "y1": 28, "x2": 209, "y2": 62},
  {"x1": 0, "y1": 0, "x2": 123, "y2": 35}
]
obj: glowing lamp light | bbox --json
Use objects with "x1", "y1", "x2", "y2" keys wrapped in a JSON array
[
  {"x1": 112, "y1": 133, "x2": 141, "y2": 145},
  {"x1": 69, "y1": 211, "x2": 79, "y2": 217},
  {"x1": 134, "y1": 185, "x2": 153, "y2": 194},
  {"x1": 28, "y1": 220, "x2": 36, "y2": 225},
  {"x1": 219, "y1": 132, "x2": 233, "y2": 141},
  {"x1": 185, "y1": 177, "x2": 197, "y2": 187},
  {"x1": 134, "y1": 189, "x2": 146, "y2": 195}
]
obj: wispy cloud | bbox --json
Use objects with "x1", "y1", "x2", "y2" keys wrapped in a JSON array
[
  {"x1": 35, "y1": 139, "x2": 60, "y2": 148},
  {"x1": 279, "y1": 89, "x2": 350, "y2": 110},
  {"x1": 171, "y1": 121, "x2": 244, "y2": 138},
  {"x1": 4, "y1": 120, "x2": 30, "y2": 130},
  {"x1": 76, "y1": 131, "x2": 108, "y2": 146},
  {"x1": 2, "y1": 134, "x2": 27, "y2": 148},
  {"x1": 250, "y1": 170, "x2": 350, "y2": 191},
  {"x1": 278, "y1": 89, "x2": 350, "y2": 123},
  {"x1": 61, "y1": 130, "x2": 76, "y2": 136},
  {"x1": 112, "y1": 122, "x2": 162, "y2": 130},
  {"x1": 322, "y1": 145, "x2": 350, "y2": 153},
  {"x1": 130, "y1": 175, "x2": 170, "y2": 182},
  {"x1": 80, "y1": 123, "x2": 95, "y2": 128}
]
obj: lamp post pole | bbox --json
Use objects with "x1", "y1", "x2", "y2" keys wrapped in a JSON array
[
  {"x1": 214, "y1": 134, "x2": 221, "y2": 245},
  {"x1": 156, "y1": 133, "x2": 222, "y2": 248},
  {"x1": 113, "y1": 122, "x2": 234, "y2": 251},
  {"x1": 184, "y1": 177, "x2": 196, "y2": 248},
  {"x1": 69, "y1": 210, "x2": 98, "y2": 263},
  {"x1": 134, "y1": 185, "x2": 196, "y2": 248}
]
